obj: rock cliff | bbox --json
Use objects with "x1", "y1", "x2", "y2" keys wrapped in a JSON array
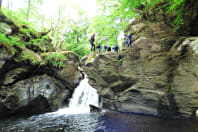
[
  {"x1": 81, "y1": 1, "x2": 198, "y2": 118},
  {"x1": 0, "y1": 11, "x2": 81, "y2": 118}
]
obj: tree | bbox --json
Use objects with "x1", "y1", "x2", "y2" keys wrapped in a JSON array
[
  {"x1": 26, "y1": 0, "x2": 32, "y2": 21},
  {"x1": 0, "y1": 0, "x2": 2, "y2": 9}
]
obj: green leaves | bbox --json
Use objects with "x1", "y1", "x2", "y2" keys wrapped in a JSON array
[
  {"x1": 42, "y1": 52, "x2": 66, "y2": 68},
  {"x1": 168, "y1": 0, "x2": 185, "y2": 31},
  {"x1": 0, "y1": 33, "x2": 9, "y2": 44},
  {"x1": 63, "y1": 24, "x2": 90, "y2": 58}
]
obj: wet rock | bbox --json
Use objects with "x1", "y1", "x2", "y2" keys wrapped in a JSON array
[
  {"x1": 14, "y1": 95, "x2": 51, "y2": 116},
  {"x1": 0, "y1": 101, "x2": 11, "y2": 118},
  {"x1": 0, "y1": 48, "x2": 13, "y2": 70},
  {"x1": 196, "y1": 110, "x2": 198, "y2": 117},
  {"x1": 89, "y1": 104, "x2": 101, "y2": 112},
  {"x1": 56, "y1": 52, "x2": 81, "y2": 89},
  {"x1": 0, "y1": 60, "x2": 5, "y2": 69},
  {"x1": 3, "y1": 68, "x2": 28, "y2": 85},
  {"x1": 158, "y1": 93, "x2": 179, "y2": 118},
  {"x1": 3, "y1": 75, "x2": 71, "y2": 111}
]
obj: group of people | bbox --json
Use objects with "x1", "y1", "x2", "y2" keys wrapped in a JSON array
[
  {"x1": 89, "y1": 34, "x2": 119, "y2": 53},
  {"x1": 89, "y1": 33, "x2": 132, "y2": 53}
]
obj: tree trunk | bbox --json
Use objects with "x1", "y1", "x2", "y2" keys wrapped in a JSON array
[
  {"x1": 26, "y1": 0, "x2": 32, "y2": 21},
  {"x1": 10, "y1": 0, "x2": 12, "y2": 10},
  {"x1": 7, "y1": 0, "x2": 9, "y2": 9},
  {"x1": 0, "y1": 0, "x2": 2, "y2": 9}
]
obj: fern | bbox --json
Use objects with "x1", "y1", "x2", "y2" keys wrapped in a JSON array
[{"x1": 168, "y1": 0, "x2": 185, "y2": 31}]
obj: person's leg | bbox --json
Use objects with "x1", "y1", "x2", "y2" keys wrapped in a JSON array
[
  {"x1": 104, "y1": 47, "x2": 107, "y2": 52},
  {"x1": 116, "y1": 47, "x2": 118, "y2": 53},
  {"x1": 91, "y1": 44, "x2": 93, "y2": 51},
  {"x1": 129, "y1": 39, "x2": 131, "y2": 47},
  {"x1": 93, "y1": 44, "x2": 95, "y2": 51},
  {"x1": 90, "y1": 41, "x2": 93, "y2": 51},
  {"x1": 127, "y1": 39, "x2": 130, "y2": 47}
]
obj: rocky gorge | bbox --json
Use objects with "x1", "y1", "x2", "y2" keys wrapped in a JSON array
[
  {"x1": 81, "y1": 1, "x2": 198, "y2": 118},
  {"x1": 0, "y1": 0, "x2": 198, "y2": 120}
]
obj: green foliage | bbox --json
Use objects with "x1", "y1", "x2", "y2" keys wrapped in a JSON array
[
  {"x1": 2, "y1": 7, "x2": 31, "y2": 29},
  {"x1": 92, "y1": 0, "x2": 162, "y2": 47},
  {"x1": 42, "y1": 52, "x2": 67, "y2": 68},
  {"x1": 93, "y1": 0, "x2": 186, "y2": 46},
  {"x1": 22, "y1": 49, "x2": 41, "y2": 65},
  {"x1": 27, "y1": 35, "x2": 51, "y2": 52},
  {"x1": 0, "y1": 33, "x2": 10, "y2": 44},
  {"x1": 0, "y1": 33, "x2": 18, "y2": 54},
  {"x1": 8, "y1": 35, "x2": 25, "y2": 46},
  {"x1": 22, "y1": 50, "x2": 68, "y2": 68},
  {"x1": 168, "y1": 0, "x2": 185, "y2": 31},
  {"x1": 62, "y1": 21, "x2": 90, "y2": 58},
  {"x1": 0, "y1": 0, "x2": 188, "y2": 69},
  {"x1": 0, "y1": 32, "x2": 25, "y2": 47}
]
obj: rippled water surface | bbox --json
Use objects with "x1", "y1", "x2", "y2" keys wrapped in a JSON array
[{"x1": 1, "y1": 112, "x2": 198, "y2": 132}]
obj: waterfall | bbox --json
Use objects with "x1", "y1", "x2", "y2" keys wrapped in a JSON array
[{"x1": 55, "y1": 74, "x2": 99, "y2": 115}]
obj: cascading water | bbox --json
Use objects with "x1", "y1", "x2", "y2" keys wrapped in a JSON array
[
  {"x1": 1, "y1": 77, "x2": 198, "y2": 132},
  {"x1": 55, "y1": 74, "x2": 99, "y2": 115}
]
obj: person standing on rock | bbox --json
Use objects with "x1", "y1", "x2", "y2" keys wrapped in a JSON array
[
  {"x1": 127, "y1": 33, "x2": 132, "y2": 47},
  {"x1": 104, "y1": 45, "x2": 108, "y2": 52},
  {"x1": 89, "y1": 34, "x2": 96, "y2": 52},
  {"x1": 96, "y1": 43, "x2": 101, "y2": 53},
  {"x1": 107, "y1": 46, "x2": 111, "y2": 52},
  {"x1": 112, "y1": 45, "x2": 119, "y2": 53}
]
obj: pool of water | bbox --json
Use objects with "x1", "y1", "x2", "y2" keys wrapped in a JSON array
[{"x1": 0, "y1": 112, "x2": 198, "y2": 132}]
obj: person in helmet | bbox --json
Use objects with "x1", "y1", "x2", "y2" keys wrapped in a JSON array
[
  {"x1": 112, "y1": 45, "x2": 119, "y2": 53},
  {"x1": 89, "y1": 34, "x2": 96, "y2": 51},
  {"x1": 96, "y1": 43, "x2": 101, "y2": 53}
]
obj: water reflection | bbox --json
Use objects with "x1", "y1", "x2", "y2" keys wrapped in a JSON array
[
  {"x1": 0, "y1": 112, "x2": 198, "y2": 132},
  {"x1": 99, "y1": 113, "x2": 198, "y2": 132}
]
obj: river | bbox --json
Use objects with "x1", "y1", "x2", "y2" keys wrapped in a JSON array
[
  {"x1": 0, "y1": 75, "x2": 198, "y2": 132},
  {"x1": 0, "y1": 112, "x2": 198, "y2": 132}
]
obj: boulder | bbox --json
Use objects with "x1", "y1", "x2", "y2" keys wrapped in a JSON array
[
  {"x1": 14, "y1": 95, "x2": 51, "y2": 116},
  {"x1": 89, "y1": 104, "x2": 102, "y2": 113},
  {"x1": 3, "y1": 75, "x2": 71, "y2": 111}
]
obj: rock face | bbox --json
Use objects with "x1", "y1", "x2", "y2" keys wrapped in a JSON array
[
  {"x1": 0, "y1": 48, "x2": 81, "y2": 118},
  {"x1": 0, "y1": 11, "x2": 81, "y2": 118},
  {"x1": 170, "y1": 37, "x2": 198, "y2": 118},
  {"x1": 0, "y1": 51, "x2": 81, "y2": 118},
  {"x1": 82, "y1": 38, "x2": 198, "y2": 119},
  {"x1": 3, "y1": 75, "x2": 70, "y2": 111},
  {"x1": 81, "y1": 3, "x2": 198, "y2": 118}
]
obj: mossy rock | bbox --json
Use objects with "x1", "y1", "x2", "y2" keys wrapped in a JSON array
[{"x1": 0, "y1": 22, "x2": 12, "y2": 35}]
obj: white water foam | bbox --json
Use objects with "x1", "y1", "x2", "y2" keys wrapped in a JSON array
[{"x1": 55, "y1": 74, "x2": 99, "y2": 115}]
